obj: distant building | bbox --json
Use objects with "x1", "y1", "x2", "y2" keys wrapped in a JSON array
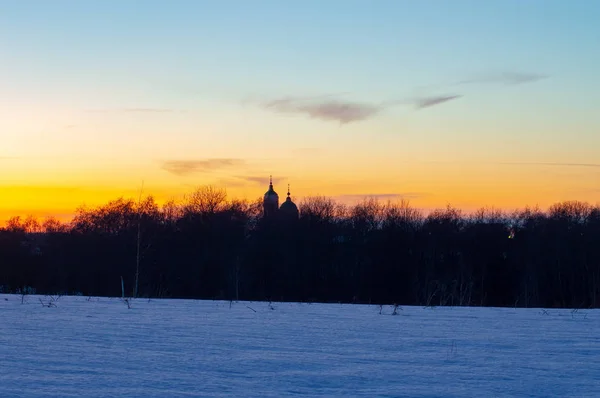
[{"x1": 263, "y1": 176, "x2": 299, "y2": 220}]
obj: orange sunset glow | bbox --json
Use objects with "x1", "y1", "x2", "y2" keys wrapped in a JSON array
[{"x1": 2, "y1": 1, "x2": 599, "y2": 224}]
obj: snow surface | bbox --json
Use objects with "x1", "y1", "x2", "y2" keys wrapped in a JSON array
[{"x1": 1, "y1": 294, "x2": 599, "y2": 397}]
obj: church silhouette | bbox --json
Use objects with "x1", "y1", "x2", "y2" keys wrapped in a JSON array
[{"x1": 263, "y1": 176, "x2": 299, "y2": 220}]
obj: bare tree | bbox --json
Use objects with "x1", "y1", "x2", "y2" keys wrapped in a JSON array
[
  {"x1": 42, "y1": 216, "x2": 67, "y2": 233},
  {"x1": 23, "y1": 216, "x2": 42, "y2": 234},
  {"x1": 6, "y1": 216, "x2": 25, "y2": 233},
  {"x1": 183, "y1": 186, "x2": 228, "y2": 215}
]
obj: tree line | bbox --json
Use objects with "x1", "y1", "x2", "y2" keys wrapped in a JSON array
[{"x1": 1, "y1": 186, "x2": 599, "y2": 309}]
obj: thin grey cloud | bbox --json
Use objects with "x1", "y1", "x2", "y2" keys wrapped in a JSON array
[
  {"x1": 85, "y1": 108, "x2": 181, "y2": 113},
  {"x1": 336, "y1": 193, "x2": 429, "y2": 202},
  {"x1": 238, "y1": 175, "x2": 286, "y2": 186},
  {"x1": 262, "y1": 96, "x2": 382, "y2": 124},
  {"x1": 213, "y1": 179, "x2": 248, "y2": 188},
  {"x1": 499, "y1": 162, "x2": 600, "y2": 168},
  {"x1": 162, "y1": 159, "x2": 244, "y2": 176},
  {"x1": 414, "y1": 95, "x2": 462, "y2": 109},
  {"x1": 123, "y1": 108, "x2": 179, "y2": 113},
  {"x1": 457, "y1": 72, "x2": 548, "y2": 86},
  {"x1": 400, "y1": 160, "x2": 600, "y2": 168},
  {"x1": 261, "y1": 92, "x2": 463, "y2": 123},
  {"x1": 215, "y1": 175, "x2": 287, "y2": 189},
  {"x1": 254, "y1": 69, "x2": 545, "y2": 124}
]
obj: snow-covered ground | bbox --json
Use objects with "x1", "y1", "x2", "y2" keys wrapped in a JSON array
[{"x1": 1, "y1": 295, "x2": 599, "y2": 397}]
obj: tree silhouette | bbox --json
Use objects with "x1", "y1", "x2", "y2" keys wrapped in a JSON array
[{"x1": 0, "y1": 188, "x2": 599, "y2": 308}]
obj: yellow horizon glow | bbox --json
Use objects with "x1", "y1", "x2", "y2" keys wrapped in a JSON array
[
  {"x1": 2, "y1": 161, "x2": 598, "y2": 225},
  {"x1": 2, "y1": 105, "x2": 599, "y2": 225}
]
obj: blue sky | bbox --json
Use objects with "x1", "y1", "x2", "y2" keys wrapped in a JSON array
[{"x1": 3, "y1": 0, "x2": 599, "y2": 103}]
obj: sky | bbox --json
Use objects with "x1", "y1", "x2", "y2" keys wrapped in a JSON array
[{"x1": 1, "y1": 0, "x2": 600, "y2": 222}]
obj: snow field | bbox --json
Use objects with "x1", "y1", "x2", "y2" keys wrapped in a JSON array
[{"x1": 1, "y1": 295, "x2": 599, "y2": 397}]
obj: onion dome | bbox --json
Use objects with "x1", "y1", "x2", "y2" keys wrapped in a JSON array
[
  {"x1": 279, "y1": 184, "x2": 299, "y2": 219},
  {"x1": 263, "y1": 175, "x2": 279, "y2": 205},
  {"x1": 263, "y1": 175, "x2": 279, "y2": 217}
]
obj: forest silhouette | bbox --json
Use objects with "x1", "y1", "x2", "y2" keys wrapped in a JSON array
[{"x1": 1, "y1": 186, "x2": 599, "y2": 309}]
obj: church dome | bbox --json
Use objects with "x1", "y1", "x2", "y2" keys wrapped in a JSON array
[
  {"x1": 280, "y1": 196, "x2": 298, "y2": 213},
  {"x1": 263, "y1": 176, "x2": 280, "y2": 217},
  {"x1": 279, "y1": 185, "x2": 299, "y2": 219},
  {"x1": 263, "y1": 177, "x2": 279, "y2": 204}
]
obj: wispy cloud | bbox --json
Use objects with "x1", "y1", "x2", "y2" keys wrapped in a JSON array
[
  {"x1": 215, "y1": 175, "x2": 286, "y2": 189},
  {"x1": 253, "y1": 69, "x2": 545, "y2": 124},
  {"x1": 85, "y1": 108, "x2": 182, "y2": 113},
  {"x1": 400, "y1": 160, "x2": 600, "y2": 168},
  {"x1": 260, "y1": 93, "x2": 461, "y2": 123},
  {"x1": 262, "y1": 96, "x2": 382, "y2": 124},
  {"x1": 162, "y1": 159, "x2": 244, "y2": 176},
  {"x1": 335, "y1": 193, "x2": 429, "y2": 202},
  {"x1": 457, "y1": 72, "x2": 548, "y2": 86},
  {"x1": 499, "y1": 162, "x2": 600, "y2": 168},
  {"x1": 238, "y1": 175, "x2": 286, "y2": 186},
  {"x1": 413, "y1": 95, "x2": 462, "y2": 109},
  {"x1": 123, "y1": 108, "x2": 179, "y2": 113},
  {"x1": 212, "y1": 179, "x2": 248, "y2": 188}
]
